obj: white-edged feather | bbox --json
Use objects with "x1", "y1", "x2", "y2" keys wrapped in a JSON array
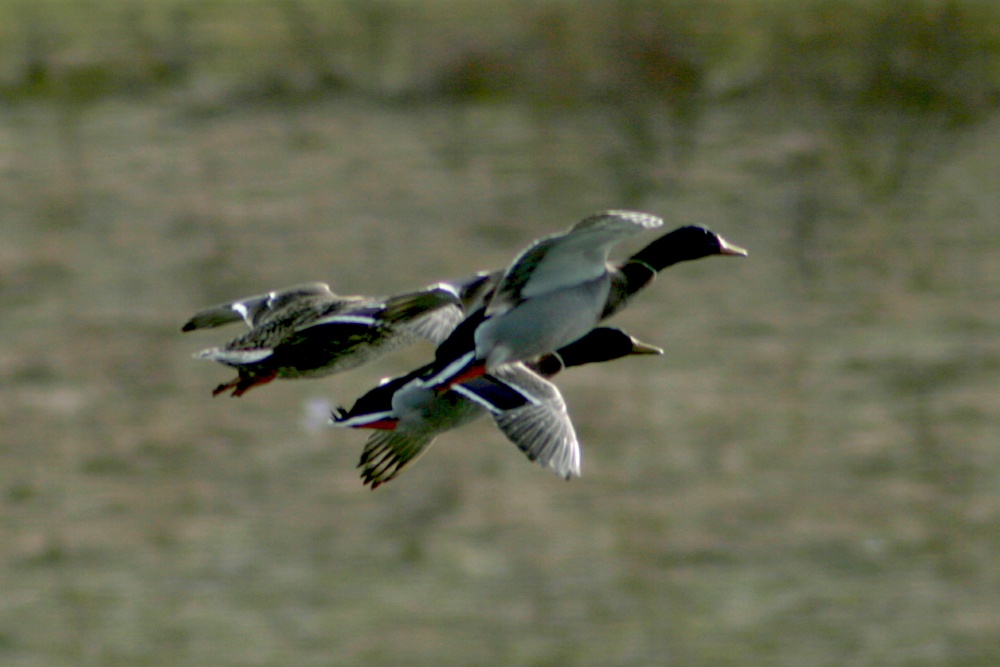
[
  {"x1": 195, "y1": 347, "x2": 273, "y2": 364},
  {"x1": 307, "y1": 313, "x2": 379, "y2": 328},
  {"x1": 332, "y1": 410, "x2": 396, "y2": 428},
  {"x1": 423, "y1": 351, "x2": 476, "y2": 387}
]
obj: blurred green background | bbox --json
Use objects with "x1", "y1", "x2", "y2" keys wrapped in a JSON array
[{"x1": 2, "y1": 1, "x2": 999, "y2": 665}]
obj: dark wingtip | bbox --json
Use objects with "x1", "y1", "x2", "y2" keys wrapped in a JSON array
[
  {"x1": 181, "y1": 321, "x2": 196, "y2": 332},
  {"x1": 359, "y1": 468, "x2": 383, "y2": 489},
  {"x1": 379, "y1": 287, "x2": 462, "y2": 325}
]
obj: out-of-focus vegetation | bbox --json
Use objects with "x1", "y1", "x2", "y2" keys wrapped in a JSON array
[
  {"x1": 3, "y1": 1, "x2": 998, "y2": 103},
  {"x1": 2, "y1": 1, "x2": 999, "y2": 665}
]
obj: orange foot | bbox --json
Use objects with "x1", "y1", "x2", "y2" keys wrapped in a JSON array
[{"x1": 212, "y1": 370, "x2": 278, "y2": 397}]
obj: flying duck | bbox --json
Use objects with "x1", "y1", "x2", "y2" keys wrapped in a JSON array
[
  {"x1": 183, "y1": 282, "x2": 472, "y2": 396},
  {"x1": 423, "y1": 210, "x2": 664, "y2": 390},
  {"x1": 334, "y1": 328, "x2": 663, "y2": 488}
]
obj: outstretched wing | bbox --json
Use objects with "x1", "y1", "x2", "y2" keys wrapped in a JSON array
[
  {"x1": 489, "y1": 364, "x2": 582, "y2": 479},
  {"x1": 182, "y1": 283, "x2": 332, "y2": 331},
  {"x1": 486, "y1": 211, "x2": 661, "y2": 317}
]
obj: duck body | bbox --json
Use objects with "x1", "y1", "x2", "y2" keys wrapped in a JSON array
[
  {"x1": 335, "y1": 327, "x2": 662, "y2": 488},
  {"x1": 474, "y1": 272, "x2": 610, "y2": 370}
]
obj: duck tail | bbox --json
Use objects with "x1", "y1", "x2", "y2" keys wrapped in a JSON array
[{"x1": 358, "y1": 431, "x2": 436, "y2": 489}]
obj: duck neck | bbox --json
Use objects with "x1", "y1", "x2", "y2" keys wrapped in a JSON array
[
  {"x1": 532, "y1": 351, "x2": 566, "y2": 378},
  {"x1": 619, "y1": 260, "x2": 657, "y2": 295},
  {"x1": 629, "y1": 225, "x2": 715, "y2": 272},
  {"x1": 602, "y1": 261, "x2": 657, "y2": 319}
]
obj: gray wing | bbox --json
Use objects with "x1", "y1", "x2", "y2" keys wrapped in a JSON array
[
  {"x1": 381, "y1": 282, "x2": 478, "y2": 345},
  {"x1": 484, "y1": 237, "x2": 561, "y2": 316},
  {"x1": 403, "y1": 304, "x2": 466, "y2": 345},
  {"x1": 449, "y1": 270, "x2": 502, "y2": 311},
  {"x1": 490, "y1": 364, "x2": 582, "y2": 479},
  {"x1": 569, "y1": 209, "x2": 663, "y2": 234},
  {"x1": 487, "y1": 212, "x2": 662, "y2": 317},
  {"x1": 376, "y1": 285, "x2": 462, "y2": 326}
]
